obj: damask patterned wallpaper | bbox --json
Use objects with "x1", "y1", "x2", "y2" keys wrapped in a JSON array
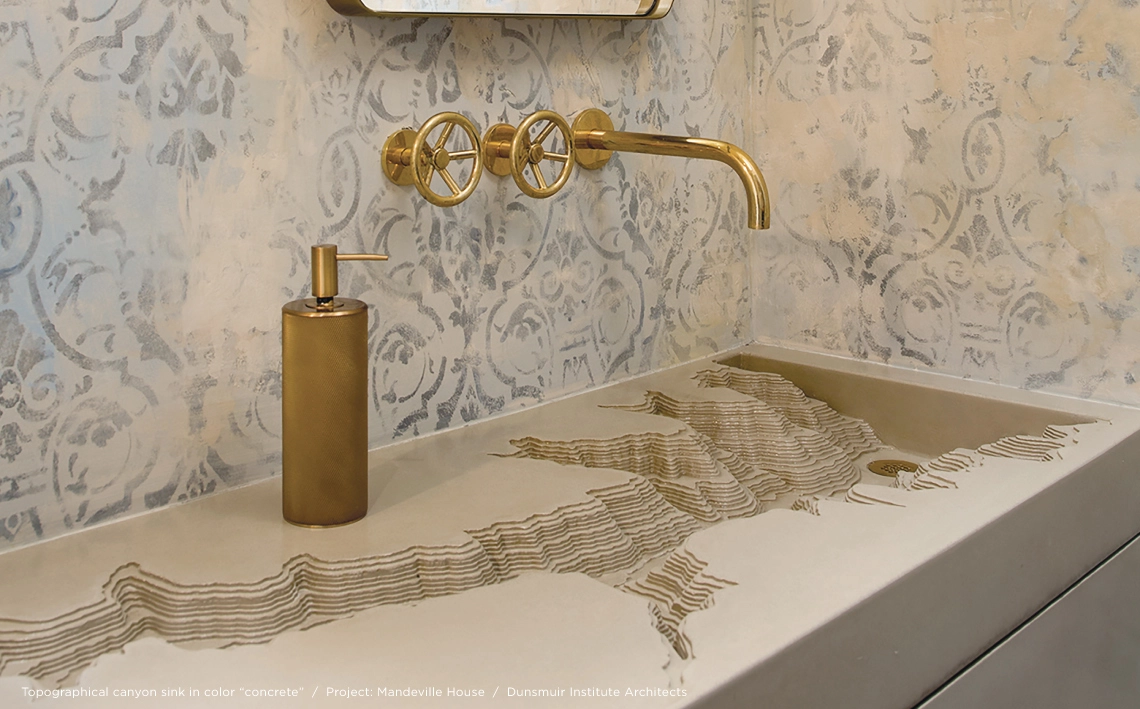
[
  {"x1": 753, "y1": 0, "x2": 1140, "y2": 403},
  {"x1": 0, "y1": 0, "x2": 754, "y2": 548}
]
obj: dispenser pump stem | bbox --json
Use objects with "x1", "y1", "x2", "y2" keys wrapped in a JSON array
[{"x1": 311, "y1": 244, "x2": 389, "y2": 303}]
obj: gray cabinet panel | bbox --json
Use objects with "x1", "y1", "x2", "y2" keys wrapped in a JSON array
[{"x1": 920, "y1": 535, "x2": 1140, "y2": 709}]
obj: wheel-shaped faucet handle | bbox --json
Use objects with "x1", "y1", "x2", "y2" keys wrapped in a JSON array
[
  {"x1": 383, "y1": 112, "x2": 484, "y2": 207},
  {"x1": 483, "y1": 111, "x2": 573, "y2": 199}
]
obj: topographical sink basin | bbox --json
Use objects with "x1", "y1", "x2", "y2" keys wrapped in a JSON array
[
  {"x1": 718, "y1": 351, "x2": 1092, "y2": 456},
  {"x1": 0, "y1": 344, "x2": 1137, "y2": 709}
]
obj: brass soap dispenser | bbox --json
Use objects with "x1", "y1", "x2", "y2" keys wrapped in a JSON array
[{"x1": 281, "y1": 244, "x2": 388, "y2": 527}]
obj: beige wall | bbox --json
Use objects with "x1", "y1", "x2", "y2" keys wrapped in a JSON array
[
  {"x1": 0, "y1": 0, "x2": 753, "y2": 548},
  {"x1": 753, "y1": 0, "x2": 1140, "y2": 403},
  {"x1": 9, "y1": 0, "x2": 1133, "y2": 551}
]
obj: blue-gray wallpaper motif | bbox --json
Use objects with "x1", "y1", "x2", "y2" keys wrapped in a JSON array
[
  {"x1": 0, "y1": 0, "x2": 754, "y2": 548},
  {"x1": 12, "y1": 0, "x2": 1135, "y2": 552}
]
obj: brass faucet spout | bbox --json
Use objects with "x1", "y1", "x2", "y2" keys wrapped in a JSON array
[{"x1": 571, "y1": 110, "x2": 770, "y2": 230}]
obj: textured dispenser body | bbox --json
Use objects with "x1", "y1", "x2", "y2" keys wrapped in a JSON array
[{"x1": 281, "y1": 298, "x2": 369, "y2": 527}]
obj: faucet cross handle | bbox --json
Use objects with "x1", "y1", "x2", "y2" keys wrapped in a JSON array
[
  {"x1": 383, "y1": 112, "x2": 484, "y2": 207},
  {"x1": 483, "y1": 110, "x2": 574, "y2": 199}
]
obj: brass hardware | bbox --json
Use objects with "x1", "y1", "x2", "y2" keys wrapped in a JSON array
[
  {"x1": 311, "y1": 244, "x2": 389, "y2": 302},
  {"x1": 326, "y1": 0, "x2": 671, "y2": 20},
  {"x1": 381, "y1": 129, "x2": 418, "y2": 187},
  {"x1": 571, "y1": 108, "x2": 615, "y2": 171},
  {"x1": 482, "y1": 111, "x2": 574, "y2": 199},
  {"x1": 570, "y1": 108, "x2": 771, "y2": 230},
  {"x1": 867, "y1": 459, "x2": 920, "y2": 478},
  {"x1": 483, "y1": 123, "x2": 517, "y2": 178},
  {"x1": 383, "y1": 112, "x2": 484, "y2": 208},
  {"x1": 282, "y1": 244, "x2": 388, "y2": 528}
]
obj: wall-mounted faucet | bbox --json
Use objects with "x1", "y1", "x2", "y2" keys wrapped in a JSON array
[
  {"x1": 570, "y1": 108, "x2": 770, "y2": 230},
  {"x1": 384, "y1": 108, "x2": 770, "y2": 230}
]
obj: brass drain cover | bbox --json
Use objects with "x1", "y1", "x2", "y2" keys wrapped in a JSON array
[{"x1": 867, "y1": 459, "x2": 919, "y2": 478}]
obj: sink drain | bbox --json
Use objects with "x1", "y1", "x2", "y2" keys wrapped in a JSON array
[{"x1": 867, "y1": 459, "x2": 919, "y2": 478}]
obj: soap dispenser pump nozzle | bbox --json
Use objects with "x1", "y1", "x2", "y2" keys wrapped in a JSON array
[{"x1": 310, "y1": 244, "x2": 389, "y2": 305}]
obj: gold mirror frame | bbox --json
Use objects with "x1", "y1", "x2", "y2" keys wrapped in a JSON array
[{"x1": 326, "y1": 0, "x2": 672, "y2": 19}]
